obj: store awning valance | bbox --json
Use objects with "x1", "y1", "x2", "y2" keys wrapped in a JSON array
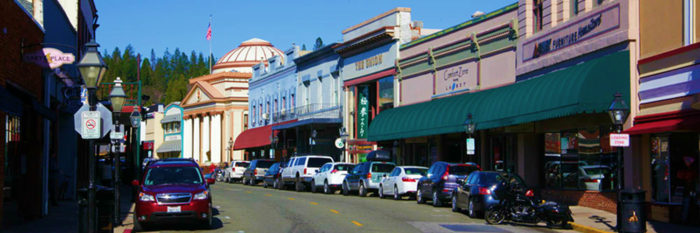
[
  {"x1": 367, "y1": 50, "x2": 630, "y2": 142},
  {"x1": 161, "y1": 114, "x2": 182, "y2": 124},
  {"x1": 234, "y1": 120, "x2": 297, "y2": 150},
  {"x1": 157, "y1": 140, "x2": 181, "y2": 153},
  {"x1": 625, "y1": 110, "x2": 700, "y2": 135}
]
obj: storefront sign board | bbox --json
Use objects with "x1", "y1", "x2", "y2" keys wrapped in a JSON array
[
  {"x1": 357, "y1": 85, "x2": 370, "y2": 138},
  {"x1": 435, "y1": 62, "x2": 477, "y2": 96}
]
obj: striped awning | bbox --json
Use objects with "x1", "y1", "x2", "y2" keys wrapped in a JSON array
[{"x1": 156, "y1": 140, "x2": 181, "y2": 153}]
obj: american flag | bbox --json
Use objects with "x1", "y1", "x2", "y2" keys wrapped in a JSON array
[{"x1": 206, "y1": 23, "x2": 212, "y2": 40}]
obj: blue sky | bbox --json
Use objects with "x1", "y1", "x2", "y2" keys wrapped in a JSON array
[{"x1": 97, "y1": 0, "x2": 516, "y2": 60}]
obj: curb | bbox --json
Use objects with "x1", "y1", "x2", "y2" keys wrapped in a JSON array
[{"x1": 570, "y1": 222, "x2": 614, "y2": 233}]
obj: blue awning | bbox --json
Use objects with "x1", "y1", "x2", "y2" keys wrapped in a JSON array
[{"x1": 271, "y1": 118, "x2": 341, "y2": 130}]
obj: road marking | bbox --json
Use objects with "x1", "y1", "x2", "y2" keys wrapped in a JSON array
[
  {"x1": 288, "y1": 197, "x2": 295, "y2": 200},
  {"x1": 351, "y1": 220, "x2": 363, "y2": 227},
  {"x1": 264, "y1": 193, "x2": 272, "y2": 196},
  {"x1": 309, "y1": 201, "x2": 319, "y2": 205},
  {"x1": 224, "y1": 216, "x2": 231, "y2": 219},
  {"x1": 245, "y1": 191, "x2": 252, "y2": 194},
  {"x1": 215, "y1": 205, "x2": 221, "y2": 209},
  {"x1": 330, "y1": 209, "x2": 339, "y2": 214}
]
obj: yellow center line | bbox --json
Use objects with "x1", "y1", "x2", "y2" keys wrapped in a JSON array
[
  {"x1": 352, "y1": 220, "x2": 363, "y2": 227},
  {"x1": 330, "y1": 209, "x2": 339, "y2": 214},
  {"x1": 309, "y1": 201, "x2": 319, "y2": 205},
  {"x1": 288, "y1": 197, "x2": 295, "y2": 200},
  {"x1": 245, "y1": 191, "x2": 252, "y2": 194},
  {"x1": 264, "y1": 193, "x2": 272, "y2": 196}
]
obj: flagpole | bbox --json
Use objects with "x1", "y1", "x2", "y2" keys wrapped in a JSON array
[{"x1": 209, "y1": 14, "x2": 213, "y2": 74}]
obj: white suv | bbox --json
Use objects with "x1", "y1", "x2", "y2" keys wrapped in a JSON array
[
  {"x1": 281, "y1": 156, "x2": 334, "y2": 191},
  {"x1": 225, "y1": 161, "x2": 250, "y2": 183},
  {"x1": 310, "y1": 163, "x2": 355, "y2": 194}
]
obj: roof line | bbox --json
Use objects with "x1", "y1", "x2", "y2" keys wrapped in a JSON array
[{"x1": 342, "y1": 7, "x2": 410, "y2": 34}]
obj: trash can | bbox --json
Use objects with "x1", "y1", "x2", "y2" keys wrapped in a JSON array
[
  {"x1": 619, "y1": 189, "x2": 646, "y2": 233},
  {"x1": 96, "y1": 185, "x2": 114, "y2": 233}
]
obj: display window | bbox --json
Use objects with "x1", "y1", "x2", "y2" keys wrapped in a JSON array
[
  {"x1": 544, "y1": 127, "x2": 617, "y2": 191},
  {"x1": 650, "y1": 133, "x2": 699, "y2": 204}
]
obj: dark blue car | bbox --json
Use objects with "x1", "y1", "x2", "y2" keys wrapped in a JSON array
[
  {"x1": 416, "y1": 162, "x2": 480, "y2": 207},
  {"x1": 451, "y1": 171, "x2": 527, "y2": 218}
]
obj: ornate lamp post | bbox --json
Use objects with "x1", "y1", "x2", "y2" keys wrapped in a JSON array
[
  {"x1": 77, "y1": 40, "x2": 107, "y2": 233},
  {"x1": 608, "y1": 92, "x2": 629, "y2": 232},
  {"x1": 109, "y1": 77, "x2": 126, "y2": 227}
]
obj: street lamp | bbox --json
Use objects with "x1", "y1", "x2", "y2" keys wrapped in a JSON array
[
  {"x1": 310, "y1": 129, "x2": 318, "y2": 154},
  {"x1": 130, "y1": 109, "x2": 141, "y2": 128},
  {"x1": 608, "y1": 92, "x2": 629, "y2": 232},
  {"x1": 77, "y1": 39, "x2": 107, "y2": 233},
  {"x1": 108, "y1": 77, "x2": 126, "y2": 227}
]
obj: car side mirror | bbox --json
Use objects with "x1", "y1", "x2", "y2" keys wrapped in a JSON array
[
  {"x1": 131, "y1": 180, "x2": 140, "y2": 186},
  {"x1": 315, "y1": 169, "x2": 319, "y2": 173}
]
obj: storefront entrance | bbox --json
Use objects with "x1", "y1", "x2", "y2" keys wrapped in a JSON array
[{"x1": 488, "y1": 135, "x2": 517, "y2": 172}]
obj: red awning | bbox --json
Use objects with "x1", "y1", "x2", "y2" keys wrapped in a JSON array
[
  {"x1": 120, "y1": 105, "x2": 141, "y2": 113},
  {"x1": 625, "y1": 110, "x2": 700, "y2": 135},
  {"x1": 233, "y1": 120, "x2": 297, "y2": 150}
]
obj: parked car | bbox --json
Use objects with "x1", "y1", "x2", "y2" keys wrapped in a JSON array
[
  {"x1": 132, "y1": 159, "x2": 213, "y2": 231},
  {"x1": 204, "y1": 171, "x2": 217, "y2": 184},
  {"x1": 342, "y1": 151, "x2": 396, "y2": 197},
  {"x1": 281, "y1": 155, "x2": 334, "y2": 191},
  {"x1": 417, "y1": 162, "x2": 480, "y2": 207},
  {"x1": 451, "y1": 171, "x2": 515, "y2": 217},
  {"x1": 262, "y1": 162, "x2": 281, "y2": 188},
  {"x1": 224, "y1": 161, "x2": 249, "y2": 183},
  {"x1": 310, "y1": 163, "x2": 355, "y2": 194},
  {"x1": 379, "y1": 166, "x2": 428, "y2": 200},
  {"x1": 243, "y1": 159, "x2": 275, "y2": 185},
  {"x1": 142, "y1": 157, "x2": 158, "y2": 170}
]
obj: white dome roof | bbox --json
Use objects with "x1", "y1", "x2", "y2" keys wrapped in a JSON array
[{"x1": 212, "y1": 38, "x2": 284, "y2": 74}]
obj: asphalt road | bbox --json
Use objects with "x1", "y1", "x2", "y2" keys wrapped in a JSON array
[{"x1": 151, "y1": 182, "x2": 576, "y2": 233}]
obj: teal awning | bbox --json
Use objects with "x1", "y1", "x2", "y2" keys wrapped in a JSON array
[
  {"x1": 367, "y1": 50, "x2": 630, "y2": 141},
  {"x1": 161, "y1": 114, "x2": 181, "y2": 124}
]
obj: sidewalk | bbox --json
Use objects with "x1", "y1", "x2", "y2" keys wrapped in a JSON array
[{"x1": 569, "y1": 206, "x2": 700, "y2": 233}]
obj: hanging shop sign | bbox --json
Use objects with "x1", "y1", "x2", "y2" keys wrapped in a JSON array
[
  {"x1": 522, "y1": 4, "x2": 620, "y2": 62},
  {"x1": 357, "y1": 85, "x2": 370, "y2": 138},
  {"x1": 23, "y1": 47, "x2": 75, "y2": 69},
  {"x1": 335, "y1": 138, "x2": 345, "y2": 149}
]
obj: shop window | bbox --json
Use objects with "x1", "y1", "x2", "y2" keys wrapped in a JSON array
[
  {"x1": 571, "y1": 0, "x2": 579, "y2": 17},
  {"x1": 650, "y1": 133, "x2": 699, "y2": 204},
  {"x1": 533, "y1": 0, "x2": 544, "y2": 33},
  {"x1": 544, "y1": 127, "x2": 617, "y2": 191},
  {"x1": 377, "y1": 76, "x2": 394, "y2": 112},
  {"x1": 243, "y1": 114, "x2": 248, "y2": 131}
]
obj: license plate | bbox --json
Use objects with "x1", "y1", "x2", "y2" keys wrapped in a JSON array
[{"x1": 167, "y1": 206, "x2": 181, "y2": 213}]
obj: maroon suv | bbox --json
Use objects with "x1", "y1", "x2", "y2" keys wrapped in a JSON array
[{"x1": 132, "y1": 158, "x2": 213, "y2": 230}]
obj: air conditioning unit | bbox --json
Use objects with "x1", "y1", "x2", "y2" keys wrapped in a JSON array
[{"x1": 262, "y1": 113, "x2": 269, "y2": 120}]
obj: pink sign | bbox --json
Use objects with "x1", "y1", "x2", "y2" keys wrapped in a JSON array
[
  {"x1": 609, "y1": 133, "x2": 629, "y2": 147},
  {"x1": 522, "y1": 4, "x2": 621, "y2": 62},
  {"x1": 23, "y1": 47, "x2": 75, "y2": 69},
  {"x1": 434, "y1": 62, "x2": 477, "y2": 96}
]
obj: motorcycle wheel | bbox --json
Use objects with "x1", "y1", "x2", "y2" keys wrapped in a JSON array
[
  {"x1": 546, "y1": 219, "x2": 566, "y2": 228},
  {"x1": 485, "y1": 209, "x2": 505, "y2": 225}
]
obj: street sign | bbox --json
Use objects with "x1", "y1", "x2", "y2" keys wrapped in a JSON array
[
  {"x1": 334, "y1": 138, "x2": 344, "y2": 149},
  {"x1": 610, "y1": 133, "x2": 630, "y2": 147},
  {"x1": 466, "y1": 138, "x2": 475, "y2": 155},
  {"x1": 74, "y1": 103, "x2": 113, "y2": 138},
  {"x1": 81, "y1": 111, "x2": 101, "y2": 139},
  {"x1": 110, "y1": 124, "x2": 124, "y2": 140}
]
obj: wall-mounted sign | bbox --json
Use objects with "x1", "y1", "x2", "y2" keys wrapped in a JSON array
[
  {"x1": 357, "y1": 85, "x2": 370, "y2": 138},
  {"x1": 23, "y1": 47, "x2": 75, "y2": 69},
  {"x1": 522, "y1": 4, "x2": 620, "y2": 62},
  {"x1": 435, "y1": 62, "x2": 477, "y2": 96},
  {"x1": 355, "y1": 54, "x2": 383, "y2": 71}
]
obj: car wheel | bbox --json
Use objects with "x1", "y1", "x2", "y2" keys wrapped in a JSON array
[
  {"x1": 295, "y1": 177, "x2": 304, "y2": 192},
  {"x1": 263, "y1": 181, "x2": 269, "y2": 188},
  {"x1": 417, "y1": 188, "x2": 425, "y2": 204},
  {"x1": 393, "y1": 186, "x2": 400, "y2": 200},
  {"x1": 133, "y1": 214, "x2": 146, "y2": 231},
  {"x1": 358, "y1": 182, "x2": 367, "y2": 197},
  {"x1": 342, "y1": 182, "x2": 349, "y2": 196},
  {"x1": 433, "y1": 190, "x2": 442, "y2": 207},
  {"x1": 451, "y1": 194, "x2": 460, "y2": 212},
  {"x1": 310, "y1": 179, "x2": 317, "y2": 193},
  {"x1": 273, "y1": 178, "x2": 279, "y2": 189},
  {"x1": 468, "y1": 198, "x2": 477, "y2": 218},
  {"x1": 324, "y1": 181, "x2": 331, "y2": 194},
  {"x1": 379, "y1": 185, "x2": 385, "y2": 198},
  {"x1": 201, "y1": 207, "x2": 213, "y2": 229}
]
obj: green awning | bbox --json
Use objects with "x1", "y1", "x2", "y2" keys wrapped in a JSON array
[
  {"x1": 156, "y1": 140, "x2": 182, "y2": 153},
  {"x1": 367, "y1": 50, "x2": 630, "y2": 142}
]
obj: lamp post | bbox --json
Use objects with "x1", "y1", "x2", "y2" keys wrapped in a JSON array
[
  {"x1": 608, "y1": 92, "x2": 629, "y2": 232},
  {"x1": 310, "y1": 129, "x2": 317, "y2": 155},
  {"x1": 77, "y1": 40, "x2": 107, "y2": 233},
  {"x1": 109, "y1": 78, "x2": 126, "y2": 227}
]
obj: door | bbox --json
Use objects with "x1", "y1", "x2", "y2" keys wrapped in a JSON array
[
  {"x1": 489, "y1": 135, "x2": 517, "y2": 173},
  {"x1": 385, "y1": 168, "x2": 399, "y2": 194}
]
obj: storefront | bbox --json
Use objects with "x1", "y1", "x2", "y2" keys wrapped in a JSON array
[{"x1": 156, "y1": 104, "x2": 184, "y2": 159}]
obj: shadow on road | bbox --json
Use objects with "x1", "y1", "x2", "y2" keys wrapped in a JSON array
[{"x1": 138, "y1": 207, "x2": 224, "y2": 232}]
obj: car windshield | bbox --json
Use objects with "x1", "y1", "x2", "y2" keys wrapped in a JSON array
[
  {"x1": 308, "y1": 158, "x2": 333, "y2": 168},
  {"x1": 404, "y1": 168, "x2": 427, "y2": 176},
  {"x1": 236, "y1": 162, "x2": 250, "y2": 168},
  {"x1": 335, "y1": 164, "x2": 354, "y2": 171},
  {"x1": 256, "y1": 160, "x2": 274, "y2": 168},
  {"x1": 144, "y1": 166, "x2": 202, "y2": 186},
  {"x1": 371, "y1": 163, "x2": 395, "y2": 172},
  {"x1": 449, "y1": 165, "x2": 478, "y2": 176},
  {"x1": 480, "y1": 173, "x2": 501, "y2": 185}
]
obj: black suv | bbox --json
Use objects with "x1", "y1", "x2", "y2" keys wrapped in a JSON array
[
  {"x1": 243, "y1": 159, "x2": 275, "y2": 185},
  {"x1": 417, "y1": 162, "x2": 480, "y2": 207}
]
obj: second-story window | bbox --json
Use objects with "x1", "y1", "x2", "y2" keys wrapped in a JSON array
[
  {"x1": 571, "y1": 0, "x2": 579, "y2": 17},
  {"x1": 244, "y1": 114, "x2": 248, "y2": 130},
  {"x1": 533, "y1": 0, "x2": 544, "y2": 33}
]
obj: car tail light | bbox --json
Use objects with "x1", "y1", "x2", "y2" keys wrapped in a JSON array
[
  {"x1": 232, "y1": 167, "x2": 235, "y2": 172},
  {"x1": 331, "y1": 169, "x2": 338, "y2": 174},
  {"x1": 254, "y1": 170, "x2": 257, "y2": 175},
  {"x1": 442, "y1": 188, "x2": 452, "y2": 193},
  {"x1": 367, "y1": 173, "x2": 372, "y2": 179},
  {"x1": 402, "y1": 177, "x2": 416, "y2": 182},
  {"x1": 583, "y1": 178, "x2": 600, "y2": 183},
  {"x1": 477, "y1": 164, "x2": 482, "y2": 171},
  {"x1": 442, "y1": 166, "x2": 450, "y2": 181},
  {"x1": 525, "y1": 189, "x2": 534, "y2": 197},
  {"x1": 304, "y1": 168, "x2": 307, "y2": 174},
  {"x1": 479, "y1": 187, "x2": 491, "y2": 195}
]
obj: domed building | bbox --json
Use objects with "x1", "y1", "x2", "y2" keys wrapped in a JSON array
[
  {"x1": 179, "y1": 38, "x2": 284, "y2": 167},
  {"x1": 212, "y1": 38, "x2": 284, "y2": 74}
]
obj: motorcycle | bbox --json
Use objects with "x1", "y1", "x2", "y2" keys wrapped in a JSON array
[{"x1": 484, "y1": 173, "x2": 573, "y2": 228}]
